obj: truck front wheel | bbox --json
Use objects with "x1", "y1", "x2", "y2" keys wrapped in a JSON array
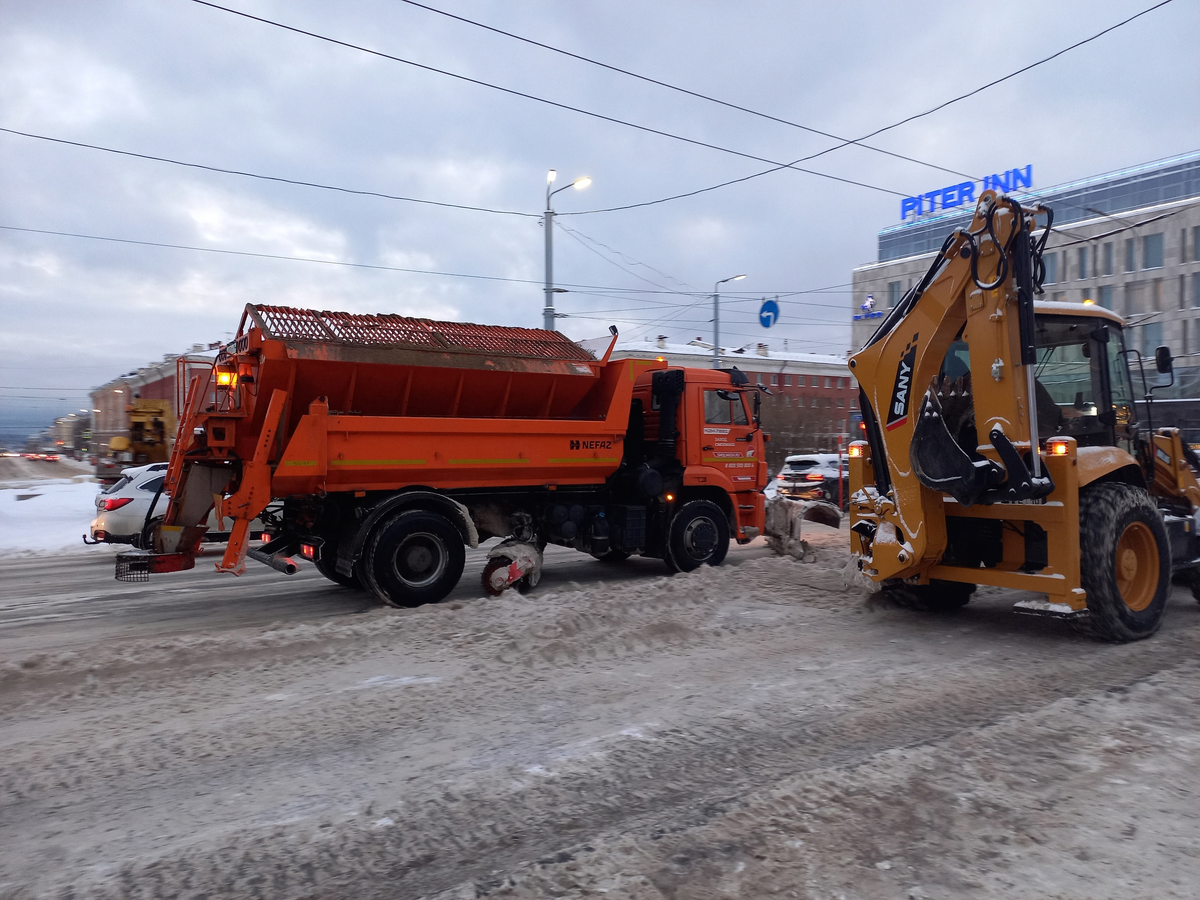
[
  {"x1": 1077, "y1": 483, "x2": 1170, "y2": 642},
  {"x1": 665, "y1": 500, "x2": 730, "y2": 573},
  {"x1": 365, "y1": 510, "x2": 465, "y2": 607}
]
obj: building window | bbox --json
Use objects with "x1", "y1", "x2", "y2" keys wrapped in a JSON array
[
  {"x1": 1142, "y1": 321, "x2": 1163, "y2": 357},
  {"x1": 850, "y1": 397, "x2": 857, "y2": 409},
  {"x1": 1078, "y1": 246, "x2": 1088, "y2": 280},
  {"x1": 771, "y1": 374, "x2": 779, "y2": 386},
  {"x1": 1125, "y1": 238, "x2": 1136, "y2": 272},
  {"x1": 1043, "y1": 252, "x2": 1058, "y2": 285},
  {"x1": 825, "y1": 377, "x2": 833, "y2": 389},
  {"x1": 1143, "y1": 233, "x2": 1164, "y2": 269},
  {"x1": 1194, "y1": 274, "x2": 1200, "y2": 308},
  {"x1": 837, "y1": 398, "x2": 845, "y2": 408},
  {"x1": 887, "y1": 281, "x2": 901, "y2": 307},
  {"x1": 1103, "y1": 242, "x2": 1114, "y2": 276},
  {"x1": 795, "y1": 375, "x2": 805, "y2": 387},
  {"x1": 1194, "y1": 226, "x2": 1200, "y2": 262},
  {"x1": 1184, "y1": 319, "x2": 1190, "y2": 356},
  {"x1": 782, "y1": 374, "x2": 790, "y2": 386},
  {"x1": 1099, "y1": 284, "x2": 1114, "y2": 310}
]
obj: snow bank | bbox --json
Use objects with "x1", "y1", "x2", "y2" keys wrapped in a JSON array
[{"x1": 0, "y1": 478, "x2": 112, "y2": 558}]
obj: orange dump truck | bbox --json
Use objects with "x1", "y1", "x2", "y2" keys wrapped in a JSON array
[{"x1": 116, "y1": 304, "x2": 769, "y2": 606}]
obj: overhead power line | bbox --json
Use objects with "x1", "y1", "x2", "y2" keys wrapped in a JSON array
[
  {"x1": 189, "y1": 0, "x2": 907, "y2": 198},
  {"x1": 0, "y1": 126, "x2": 536, "y2": 217},
  {"x1": 0, "y1": 223, "x2": 873, "y2": 298},
  {"x1": 563, "y1": 0, "x2": 1177, "y2": 215},
  {"x1": 396, "y1": 0, "x2": 976, "y2": 183}
]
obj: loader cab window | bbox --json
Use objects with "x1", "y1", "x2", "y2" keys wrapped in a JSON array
[
  {"x1": 704, "y1": 390, "x2": 749, "y2": 425},
  {"x1": 1034, "y1": 315, "x2": 1128, "y2": 448},
  {"x1": 940, "y1": 340, "x2": 971, "y2": 380}
]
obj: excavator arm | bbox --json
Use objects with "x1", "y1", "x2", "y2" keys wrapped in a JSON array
[{"x1": 849, "y1": 192, "x2": 1055, "y2": 582}]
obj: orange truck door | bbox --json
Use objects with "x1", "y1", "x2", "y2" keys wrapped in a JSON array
[{"x1": 694, "y1": 387, "x2": 759, "y2": 488}]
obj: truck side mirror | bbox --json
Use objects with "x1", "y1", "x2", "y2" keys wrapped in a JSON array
[{"x1": 1155, "y1": 346, "x2": 1173, "y2": 375}]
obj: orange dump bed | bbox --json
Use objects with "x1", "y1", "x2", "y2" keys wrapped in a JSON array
[{"x1": 197, "y1": 305, "x2": 666, "y2": 496}]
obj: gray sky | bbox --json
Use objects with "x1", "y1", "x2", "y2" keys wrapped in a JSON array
[{"x1": 1, "y1": 0, "x2": 1196, "y2": 440}]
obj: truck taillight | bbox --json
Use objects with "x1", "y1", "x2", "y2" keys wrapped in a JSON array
[
  {"x1": 101, "y1": 497, "x2": 134, "y2": 511},
  {"x1": 300, "y1": 542, "x2": 318, "y2": 560}
]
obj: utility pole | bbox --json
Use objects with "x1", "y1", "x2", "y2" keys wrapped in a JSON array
[
  {"x1": 543, "y1": 169, "x2": 591, "y2": 332},
  {"x1": 712, "y1": 273, "x2": 747, "y2": 368}
]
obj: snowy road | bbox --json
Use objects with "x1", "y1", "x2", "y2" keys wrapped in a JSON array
[{"x1": 4, "y1": 528, "x2": 1200, "y2": 899}]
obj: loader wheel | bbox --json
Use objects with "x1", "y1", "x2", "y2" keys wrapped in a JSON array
[
  {"x1": 1076, "y1": 483, "x2": 1170, "y2": 642},
  {"x1": 365, "y1": 510, "x2": 465, "y2": 608},
  {"x1": 665, "y1": 500, "x2": 730, "y2": 573},
  {"x1": 883, "y1": 579, "x2": 974, "y2": 613}
]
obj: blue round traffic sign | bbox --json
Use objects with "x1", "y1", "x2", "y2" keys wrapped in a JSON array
[{"x1": 759, "y1": 298, "x2": 780, "y2": 328}]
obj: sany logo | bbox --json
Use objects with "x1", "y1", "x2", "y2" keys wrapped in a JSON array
[{"x1": 885, "y1": 334, "x2": 919, "y2": 431}]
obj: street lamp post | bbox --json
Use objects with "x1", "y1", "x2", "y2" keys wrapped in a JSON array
[
  {"x1": 543, "y1": 169, "x2": 592, "y2": 332},
  {"x1": 712, "y1": 274, "x2": 747, "y2": 368}
]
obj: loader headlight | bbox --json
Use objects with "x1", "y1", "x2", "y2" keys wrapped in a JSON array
[
  {"x1": 848, "y1": 444, "x2": 863, "y2": 458},
  {"x1": 215, "y1": 368, "x2": 238, "y2": 388},
  {"x1": 1047, "y1": 439, "x2": 1071, "y2": 456}
]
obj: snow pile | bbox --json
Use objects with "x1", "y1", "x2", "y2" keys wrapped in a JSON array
[{"x1": 0, "y1": 478, "x2": 110, "y2": 558}]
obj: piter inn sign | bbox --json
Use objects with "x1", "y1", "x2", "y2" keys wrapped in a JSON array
[{"x1": 900, "y1": 165, "x2": 1032, "y2": 221}]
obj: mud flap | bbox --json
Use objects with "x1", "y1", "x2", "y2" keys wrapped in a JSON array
[{"x1": 910, "y1": 388, "x2": 1003, "y2": 507}]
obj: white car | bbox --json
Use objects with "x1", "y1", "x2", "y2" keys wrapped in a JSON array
[
  {"x1": 772, "y1": 453, "x2": 850, "y2": 509},
  {"x1": 87, "y1": 463, "x2": 276, "y2": 548}
]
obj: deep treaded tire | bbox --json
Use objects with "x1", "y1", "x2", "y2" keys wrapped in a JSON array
[
  {"x1": 1077, "y1": 482, "x2": 1170, "y2": 642},
  {"x1": 883, "y1": 579, "x2": 974, "y2": 612},
  {"x1": 665, "y1": 500, "x2": 730, "y2": 573},
  {"x1": 364, "y1": 510, "x2": 465, "y2": 608}
]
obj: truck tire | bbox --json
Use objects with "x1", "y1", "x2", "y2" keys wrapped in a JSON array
[
  {"x1": 314, "y1": 554, "x2": 363, "y2": 590},
  {"x1": 364, "y1": 510, "x2": 465, "y2": 608},
  {"x1": 665, "y1": 500, "x2": 730, "y2": 573},
  {"x1": 1076, "y1": 483, "x2": 1171, "y2": 642},
  {"x1": 882, "y1": 580, "x2": 974, "y2": 612}
]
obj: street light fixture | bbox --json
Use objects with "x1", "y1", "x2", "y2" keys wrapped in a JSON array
[
  {"x1": 712, "y1": 274, "x2": 747, "y2": 369},
  {"x1": 543, "y1": 169, "x2": 592, "y2": 332}
]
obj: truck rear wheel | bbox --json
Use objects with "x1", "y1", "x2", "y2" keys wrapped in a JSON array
[
  {"x1": 665, "y1": 500, "x2": 729, "y2": 573},
  {"x1": 1077, "y1": 483, "x2": 1170, "y2": 642},
  {"x1": 364, "y1": 510, "x2": 465, "y2": 608}
]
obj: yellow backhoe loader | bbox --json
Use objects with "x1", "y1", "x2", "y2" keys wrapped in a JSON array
[{"x1": 848, "y1": 191, "x2": 1200, "y2": 641}]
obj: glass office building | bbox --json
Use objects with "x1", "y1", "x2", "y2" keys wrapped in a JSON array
[{"x1": 852, "y1": 152, "x2": 1200, "y2": 370}]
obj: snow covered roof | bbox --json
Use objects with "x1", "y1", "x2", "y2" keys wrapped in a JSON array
[{"x1": 576, "y1": 336, "x2": 848, "y2": 372}]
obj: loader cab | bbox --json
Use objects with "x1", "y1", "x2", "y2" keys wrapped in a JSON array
[{"x1": 939, "y1": 304, "x2": 1141, "y2": 455}]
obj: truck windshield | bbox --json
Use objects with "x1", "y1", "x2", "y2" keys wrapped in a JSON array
[{"x1": 704, "y1": 390, "x2": 749, "y2": 425}]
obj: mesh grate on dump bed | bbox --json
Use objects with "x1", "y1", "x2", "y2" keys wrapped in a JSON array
[{"x1": 247, "y1": 305, "x2": 595, "y2": 362}]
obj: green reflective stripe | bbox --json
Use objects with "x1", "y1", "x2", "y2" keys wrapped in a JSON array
[
  {"x1": 448, "y1": 458, "x2": 528, "y2": 464},
  {"x1": 331, "y1": 459, "x2": 426, "y2": 466},
  {"x1": 283, "y1": 460, "x2": 318, "y2": 467},
  {"x1": 547, "y1": 457, "x2": 620, "y2": 463}
]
